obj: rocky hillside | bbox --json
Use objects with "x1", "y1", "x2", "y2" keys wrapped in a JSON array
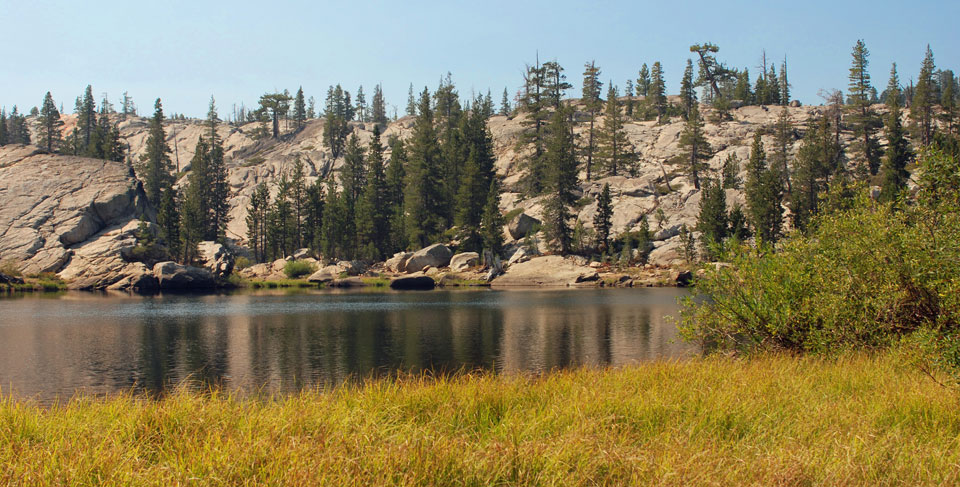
[
  {"x1": 1, "y1": 101, "x2": 868, "y2": 286},
  {"x1": 0, "y1": 145, "x2": 150, "y2": 287},
  {"x1": 116, "y1": 102, "x2": 852, "y2": 265}
]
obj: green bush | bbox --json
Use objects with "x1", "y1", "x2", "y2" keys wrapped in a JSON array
[
  {"x1": 234, "y1": 256, "x2": 252, "y2": 270},
  {"x1": 0, "y1": 259, "x2": 22, "y2": 277},
  {"x1": 680, "y1": 148, "x2": 960, "y2": 381},
  {"x1": 283, "y1": 260, "x2": 317, "y2": 279}
]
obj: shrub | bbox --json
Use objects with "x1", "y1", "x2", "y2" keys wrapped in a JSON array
[
  {"x1": 283, "y1": 260, "x2": 317, "y2": 279},
  {"x1": 680, "y1": 147, "x2": 960, "y2": 381},
  {"x1": 0, "y1": 259, "x2": 22, "y2": 277},
  {"x1": 234, "y1": 256, "x2": 252, "y2": 270}
]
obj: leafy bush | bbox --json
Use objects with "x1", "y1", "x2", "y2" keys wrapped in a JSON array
[
  {"x1": 234, "y1": 256, "x2": 252, "y2": 270},
  {"x1": 680, "y1": 148, "x2": 960, "y2": 380},
  {"x1": 283, "y1": 260, "x2": 317, "y2": 279},
  {"x1": 0, "y1": 259, "x2": 22, "y2": 277}
]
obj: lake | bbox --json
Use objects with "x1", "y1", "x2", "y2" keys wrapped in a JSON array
[{"x1": 0, "y1": 288, "x2": 694, "y2": 402}]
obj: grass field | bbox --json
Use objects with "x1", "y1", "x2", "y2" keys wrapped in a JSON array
[{"x1": 2, "y1": 353, "x2": 958, "y2": 485}]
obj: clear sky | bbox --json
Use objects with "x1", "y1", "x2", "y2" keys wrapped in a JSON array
[{"x1": 2, "y1": 0, "x2": 957, "y2": 118}]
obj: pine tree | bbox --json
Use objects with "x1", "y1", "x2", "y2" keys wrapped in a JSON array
[
  {"x1": 433, "y1": 73, "x2": 464, "y2": 228},
  {"x1": 293, "y1": 86, "x2": 306, "y2": 130},
  {"x1": 722, "y1": 153, "x2": 741, "y2": 189},
  {"x1": 206, "y1": 98, "x2": 229, "y2": 241},
  {"x1": 734, "y1": 68, "x2": 753, "y2": 105},
  {"x1": 0, "y1": 110, "x2": 7, "y2": 146},
  {"x1": 690, "y1": 43, "x2": 733, "y2": 104},
  {"x1": 454, "y1": 98, "x2": 497, "y2": 250},
  {"x1": 480, "y1": 177, "x2": 505, "y2": 258},
  {"x1": 78, "y1": 85, "x2": 96, "y2": 151},
  {"x1": 355, "y1": 85, "x2": 367, "y2": 123},
  {"x1": 6, "y1": 107, "x2": 31, "y2": 145},
  {"x1": 940, "y1": 70, "x2": 957, "y2": 134},
  {"x1": 581, "y1": 61, "x2": 603, "y2": 181},
  {"x1": 500, "y1": 87, "x2": 511, "y2": 116},
  {"x1": 320, "y1": 181, "x2": 348, "y2": 259},
  {"x1": 517, "y1": 60, "x2": 550, "y2": 195},
  {"x1": 259, "y1": 92, "x2": 292, "y2": 139},
  {"x1": 771, "y1": 106, "x2": 793, "y2": 193},
  {"x1": 596, "y1": 85, "x2": 636, "y2": 177},
  {"x1": 696, "y1": 178, "x2": 728, "y2": 259},
  {"x1": 680, "y1": 59, "x2": 697, "y2": 119},
  {"x1": 541, "y1": 105, "x2": 579, "y2": 254},
  {"x1": 728, "y1": 203, "x2": 750, "y2": 242},
  {"x1": 267, "y1": 172, "x2": 294, "y2": 259},
  {"x1": 404, "y1": 88, "x2": 445, "y2": 249},
  {"x1": 624, "y1": 79, "x2": 635, "y2": 117},
  {"x1": 848, "y1": 40, "x2": 881, "y2": 176},
  {"x1": 745, "y1": 133, "x2": 783, "y2": 243},
  {"x1": 371, "y1": 84, "x2": 387, "y2": 128},
  {"x1": 137, "y1": 99, "x2": 174, "y2": 206},
  {"x1": 911, "y1": 45, "x2": 937, "y2": 146},
  {"x1": 303, "y1": 180, "x2": 324, "y2": 253},
  {"x1": 677, "y1": 103, "x2": 712, "y2": 189},
  {"x1": 158, "y1": 188, "x2": 181, "y2": 259},
  {"x1": 37, "y1": 92, "x2": 63, "y2": 153},
  {"x1": 246, "y1": 182, "x2": 270, "y2": 262},
  {"x1": 323, "y1": 85, "x2": 352, "y2": 160},
  {"x1": 386, "y1": 135, "x2": 408, "y2": 252},
  {"x1": 542, "y1": 61, "x2": 572, "y2": 110},
  {"x1": 306, "y1": 96, "x2": 316, "y2": 119},
  {"x1": 637, "y1": 63, "x2": 651, "y2": 97},
  {"x1": 289, "y1": 156, "x2": 307, "y2": 249},
  {"x1": 779, "y1": 57, "x2": 790, "y2": 105},
  {"x1": 179, "y1": 136, "x2": 208, "y2": 264},
  {"x1": 593, "y1": 183, "x2": 613, "y2": 253},
  {"x1": 649, "y1": 62, "x2": 667, "y2": 123},
  {"x1": 356, "y1": 126, "x2": 390, "y2": 260},
  {"x1": 406, "y1": 83, "x2": 417, "y2": 116},
  {"x1": 341, "y1": 134, "x2": 366, "y2": 207},
  {"x1": 879, "y1": 64, "x2": 913, "y2": 202}
]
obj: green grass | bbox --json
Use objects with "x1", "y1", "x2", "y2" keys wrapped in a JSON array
[
  {"x1": 247, "y1": 279, "x2": 317, "y2": 289},
  {"x1": 360, "y1": 276, "x2": 391, "y2": 287},
  {"x1": 1, "y1": 353, "x2": 958, "y2": 485}
]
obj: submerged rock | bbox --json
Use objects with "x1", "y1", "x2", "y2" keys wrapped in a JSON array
[
  {"x1": 153, "y1": 261, "x2": 216, "y2": 290},
  {"x1": 389, "y1": 274, "x2": 436, "y2": 290}
]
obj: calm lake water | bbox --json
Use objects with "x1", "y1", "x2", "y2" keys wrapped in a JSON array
[{"x1": 0, "y1": 288, "x2": 694, "y2": 401}]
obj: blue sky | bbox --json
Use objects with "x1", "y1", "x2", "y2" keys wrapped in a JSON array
[{"x1": 2, "y1": 0, "x2": 957, "y2": 118}]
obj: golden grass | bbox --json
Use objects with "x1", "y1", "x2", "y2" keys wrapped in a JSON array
[{"x1": 2, "y1": 353, "x2": 958, "y2": 485}]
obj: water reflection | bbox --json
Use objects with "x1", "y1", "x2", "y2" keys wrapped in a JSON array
[{"x1": 0, "y1": 288, "x2": 693, "y2": 401}]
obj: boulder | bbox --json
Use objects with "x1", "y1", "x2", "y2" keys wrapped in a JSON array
[
  {"x1": 492, "y1": 255, "x2": 599, "y2": 287},
  {"x1": 508, "y1": 247, "x2": 533, "y2": 265},
  {"x1": 405, "y1": 244, "x2": 452, "y2": 273},
  {"x1": 307, "y1": 265, "x2": 341, "y2": 283},
  {"x1": 271, "y1": 258, "x2": 288, "y2": 272},
  {"x1": 0, "y1": 272, "x2": 24, "y2": 285},
  {"x1": 153, "y1": 261, "x2": 216, "y2": 290},
  {"x1": 197, "y1": 241, "x2": 235, "y2": 279},
  {"x1": 337, "y1": 260, "x2": 368, "y2": 276},
  {"x1": 106, "y1": 262, "x2": 158, "y2": 292},
  {"x1": 389, "y1": 274, "x2": 436, "y2": 290},
  {"x1": 329, "y1": 277, "x2": 366, "y2": 288},
  {"x1": 449, "y1": 252, "x2": 480, "y2": 271},
  {"x1": 673, "y1": 269, "x2": 694, "y2": 287},
  {"x1": 507, "y1": 213, "x2": 541, "y2": 240},
  {"x1": 292, "y1": 248, "x2": 312, "y2": 259},
  {"x1": 385, "y1": 252, "x2": 413, "y2": 273}
]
